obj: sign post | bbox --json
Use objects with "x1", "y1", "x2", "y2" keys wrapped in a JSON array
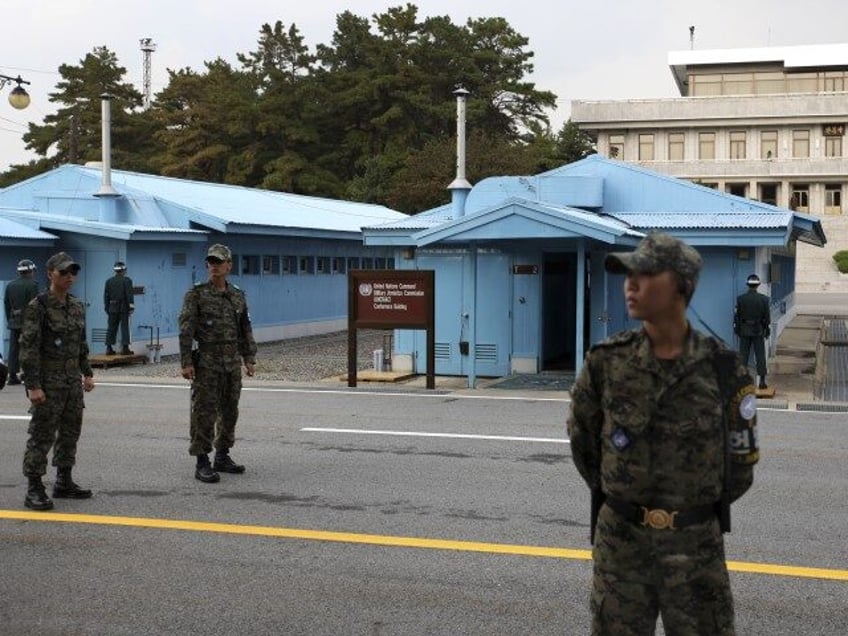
[{"x1": 348, "y1": 270, "x2": 435, "y2": 389}]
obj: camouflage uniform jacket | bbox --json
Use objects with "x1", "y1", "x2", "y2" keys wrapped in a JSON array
[
  {"x1": 4, "y1": 276, "x2": 39, "y2": 330},
  {"x1": 567, "y1": 327, "x2": 757, "y2": 509},
  {"x1": 178, "y1": 280, "x2": 257, "y2": 371},
  {"x1": 20, "y1": 291, "x2": 93, "y2": 390}
]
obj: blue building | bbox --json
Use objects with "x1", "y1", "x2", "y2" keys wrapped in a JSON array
[
  {"x1": 0, "y1": 164, "x2": 405, "y2": 357},
  {"x1": 363, "y1": 155, "x2": 825, "y2": 382}
]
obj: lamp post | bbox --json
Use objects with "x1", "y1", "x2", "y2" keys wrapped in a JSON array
[{"x1": 0, "y1": 73, "x2": 31, "y2": 109}]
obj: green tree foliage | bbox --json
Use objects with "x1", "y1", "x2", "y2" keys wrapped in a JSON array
[
  {"x1": 1, "y1": 5, "x2": 582, "y2": 213},
  {"x1": 25, "y1": 46, "x2": 142, "y2": 167}
]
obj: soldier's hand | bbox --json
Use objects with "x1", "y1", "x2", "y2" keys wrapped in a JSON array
[
  {"x1": 83, "y1": 376, "x2": 95, "y2": 392},
  {"x1": 29, "y1": 388, "x2": 47, "y2": 405},
  {"x1": 245, "y1": 362, "x2": 255, "y2": 377},
  {"x1": 181, "y1": 365, "x2": 195, "y2": 381}
]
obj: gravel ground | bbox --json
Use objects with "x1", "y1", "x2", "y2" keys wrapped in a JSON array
[{"x1": 94, "y1": 329, "x2": 390, "y2": 382}]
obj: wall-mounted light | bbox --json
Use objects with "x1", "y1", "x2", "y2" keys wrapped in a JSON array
[
  {"x1": 401, "y1": 247, "x2": 415, "y2": 260},
  {"x1": 0, "y1": 73, "x2": 31, "y2": 109}
]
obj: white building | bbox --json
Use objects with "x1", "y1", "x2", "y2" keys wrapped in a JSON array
[{"x1": 571, "y1": 43, "x2": 848, "y2": 291}]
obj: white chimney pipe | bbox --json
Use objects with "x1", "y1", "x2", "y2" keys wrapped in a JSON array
[
  {"x1": 448, "y1": 87, "x2": 472, "y2": 218},
  {"x1": 94, "y1": 93, "x2": 119, "y2": 197}
]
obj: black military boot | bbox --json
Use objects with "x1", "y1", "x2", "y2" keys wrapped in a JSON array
[
  {"x1": 53, "y1": 467, "x2": 93, "y2": 499},
  {"x1": 24, "y1": 476, "x2": 54, "y2": 511},
  {"x1": 120, "y1": 346, "x2": 134, "y2": 355},
  {"x1": 758, "y1": 377, "x2": 768, "y2": 390},
  {"x1": 106, "y1": 346, "x2": 116, "y2": 355},
  {"x1": 213, "y1": 450, "x2": 245, "y2": 474},
  {"x1": 8, "y1": 373, "x2": 21, "y2": 385},
  {"x1": 195, "y1": 454, "x2": 220, "y2": 483}
]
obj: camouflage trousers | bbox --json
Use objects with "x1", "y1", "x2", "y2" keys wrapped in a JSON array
[
  {"x1": 189, "y1": 365, "x2": 242, "y2": 456},
  {"x1": 590, "y1": 504, "x2": 735, "y2": 636},
  {"x1": 23, "y1": 384, "x2": 85, "y2": 477}
]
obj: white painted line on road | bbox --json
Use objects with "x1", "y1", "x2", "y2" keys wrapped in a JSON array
[
  {"x1": 301, "y1": 427, "x2": 568, "y2": 444},
  {"x1": 95, "y1": 381, "x2": 568, "y2": 402}
]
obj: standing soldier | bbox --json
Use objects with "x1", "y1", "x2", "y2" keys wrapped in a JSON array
[
  {"x1": 568, "y1": 232, "x2": 758, "y2": 635},
  {"x1": 4, "y1": 259, "x2": 39, "y2": 385},
  {"x1": 179, "y1": 244, "x2": 257, "y2": 483},
  {"x1": 103, "y1": 261, "x2": 135, "y2": 355},
  {"x1": 21, "y1": 252, "x2": 95, "y2": 510},
  {"x1": 734, "y1": 273, "x2": 771, "y2": 390}
]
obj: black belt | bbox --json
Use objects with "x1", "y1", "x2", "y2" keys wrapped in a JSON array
[{"x1": 605, "y1": 496, "x2": 717, "y2": 530}]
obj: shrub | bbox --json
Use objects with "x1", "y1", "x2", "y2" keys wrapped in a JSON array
[{"x1": 833, "y1": 250, "x2": 848, "y2": 273}]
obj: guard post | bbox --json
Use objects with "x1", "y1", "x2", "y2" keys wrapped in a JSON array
[{"x1": 348, "y1": 270, "x2": 435, "y2": 389}]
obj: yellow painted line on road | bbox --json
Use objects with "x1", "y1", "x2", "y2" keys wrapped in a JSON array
[{"x1": 1, "y1": 509, "x2": 846, "y2": 581}]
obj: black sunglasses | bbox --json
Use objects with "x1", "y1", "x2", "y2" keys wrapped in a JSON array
[
  {"x1": 206, "y1": 257, "x2": 226, "y2": 265},
  {"x1": 57, "y1": 266, "x2": 80, "y2": 276}
]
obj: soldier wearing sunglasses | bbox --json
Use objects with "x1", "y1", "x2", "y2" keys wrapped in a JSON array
[
  {"x1": 20, "y1": 252, "x2": 95, "y2": 510},
  {"x1": 179, "y1": 244, "x2": 257, "y2": 483}
]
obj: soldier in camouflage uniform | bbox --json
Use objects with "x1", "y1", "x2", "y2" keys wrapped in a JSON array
[
  {"x1": 179, "y1": 244, "x2": 257, "y2": 483},
  {"x1": 4, "y1": 259, "x2": 39, "y2": 385},
  {"x1": 21, "y1": 252, "x2": 96, "y2": 511},
  {"x1": 567, "y1": 232, "x2": 759, "y2": 635}
]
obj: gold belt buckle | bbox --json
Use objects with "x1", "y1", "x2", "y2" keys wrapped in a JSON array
[{"x1": 641, "y1": 506, "x2": 678, "y2": 530}]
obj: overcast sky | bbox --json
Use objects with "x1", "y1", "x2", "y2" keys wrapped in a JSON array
[{"x1": 2, "y1": 0, "x2": 847, "y2": 172}]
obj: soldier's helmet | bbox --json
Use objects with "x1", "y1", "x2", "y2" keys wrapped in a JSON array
[
  {"x1": 746, "y1": 274, "x2": 761, "y2": 286},
  {"x1": 113, "y1": 261, "x2": 127, "y2": 271},
  {"x1": 16, "y1": 259, "x2": 36, "y2": 273}
]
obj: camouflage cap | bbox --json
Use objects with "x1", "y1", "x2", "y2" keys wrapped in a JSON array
[
  {"x1": 45, "y1": 251, "x2": 81, "y2": 273},
  {"x1": 604, "y1": 231, "x2": 702, "y2": 288},
  {"x1": 206, "y1": 244, "x2": 232, "y2": 261}
]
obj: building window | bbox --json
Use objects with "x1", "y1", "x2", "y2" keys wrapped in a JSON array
[
  {"x1": 241, "y1": 255, "x2": 260, "y2": 275},
  {"x1": 754, "y1": 72, "x2": 785, "y2": 94},
  {"x1": 761, "y1": 130, "x2": 778, "y2": 159},
  {"x1": 298, "y1": 256, "x2": 314, "y2": 274},
  {"x1": 171, "y1": 253, "x2": 187, "y2": 267},
  {"x1": 727, "y1": 183, "x2": 746, "y2": 198},
  {"x1": 825, "y1": 185, "x2": 842, "y2": 214},
  {"x1": 698, "y1": 132, "x2": 716, "y2": 160},
  {"x1": 823, "y1": 72, "x2": 846, "y2": 92},
  {"x1": 724, "y1": 73, "x2": 754, "y2": 95},
  {"x1": 281, "y1": 256, "x2": 295, "y2": 274},
  {"x1": 729, "y1": 131, "x2": 746, "y2": 159},
  {"x1": 790, "y1": 185, "x2": 809, "y2": 212},
  {"x1": 787, "y1": 72, "x2": 818, "y2": 93},
  {"x1": 690, "y1": 73, "x2": 722, "y2": 96},
  {"x1": 262, "y1": 255, "x2": 280, "y2": 276},
  {"x1": 825, "y1": 136, "x2": 843, "y2": 158},
  {"x1": 316, "y1": 257, "x2": 331, "y2": 274},
  {"x1": 332, "y1": 257, "x2": 346, "y2": 274},
  {"x1": 759, "y1": 183, "x2": 778, "y2": 206},
  {"x1": 792, "y1": 130, "x2": 810, "y2": 158},
  {"x1": 361, "y1": 257, "x2": 374, "y2": 269},
  {"x1": 668, "y1": 133, "x2": 685, "y2": 161},
  {"x1": 609, "y1": 134, "x2": 624, "y2": 159},
  {"x1": 230, "y1": 254, "x2": 240, "y2": 276},
  {"x1": 347, "y1": 257, "x2": 360, "y2": 271},
  {"x1": 638, "y1": 134, "x2": 654, "y2": 160}
]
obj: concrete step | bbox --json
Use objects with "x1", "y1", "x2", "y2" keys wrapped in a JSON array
[{"x1": 769, "y1": 355, "x2": 816, "y2": 375}]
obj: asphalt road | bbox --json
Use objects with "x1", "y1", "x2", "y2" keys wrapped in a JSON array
[{"x1": 0, "y1": 380, "x2": 846, "y2": 635}]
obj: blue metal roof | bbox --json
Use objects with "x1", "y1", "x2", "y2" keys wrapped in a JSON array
[
  {"x1": 363, "y1": 155, "x2": 825, "y2": 247},
  {"x1": 0, "y1": 212, "x2": 58, "y2": 241},
  {"x1": 78, "y1": 166, "x2": 406, "y2": 234}
]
